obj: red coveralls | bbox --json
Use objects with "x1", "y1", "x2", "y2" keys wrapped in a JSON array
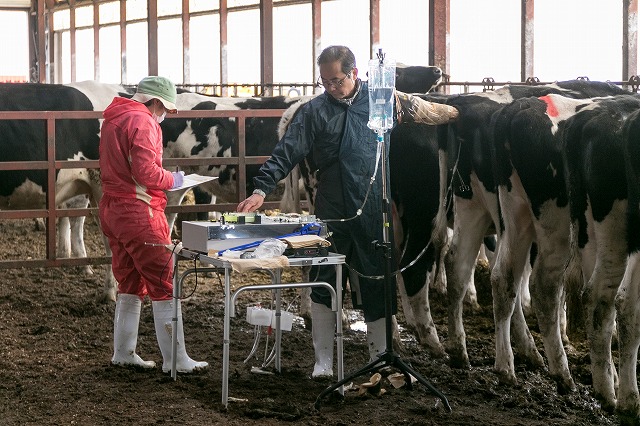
[{"x1": 98, "y1": 97, "x2": 176, "y2": 301}]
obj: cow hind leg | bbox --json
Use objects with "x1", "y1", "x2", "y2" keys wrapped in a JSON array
[
  {"x1": 57, "y1": 195, "x2": 94, "y2": 275},
  {"x1": 398, "y1": 268, "x2": 445, "y2": 358},
  {"x1": 529, "y1": 237, "x2": 575, "y2": 393},
  {"x1": 490, "y1": 215, "x2": 539, "y2": 384},
  {"x1": 585, "y1": 210, "x2": 628, "y2": 413},
  {"x1": 445, "y1": 209, "x2": 492, "y2": 369},
  {"x1": 97, "y1": 242, "x2": 118, "y2": 303},
  {"x1": 615, "y1": 253, "x2": 640, "y2": 420}
]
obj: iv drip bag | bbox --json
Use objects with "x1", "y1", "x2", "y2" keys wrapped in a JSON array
[{"x1": 367, "y1": 53, "x2": 396, "y2": 132}]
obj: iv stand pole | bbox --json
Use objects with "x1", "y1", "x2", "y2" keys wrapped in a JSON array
[{"x1": 314, "y1": 51, "x2": 451, "y2": 412}]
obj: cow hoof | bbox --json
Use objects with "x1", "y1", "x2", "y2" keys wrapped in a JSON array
[
  {"x1": 554, "y1": 375, "x2": 576, "y2": 395},
  {"x1": 95, "y1": 289, "x2": 117, "y2": 304},
  {"x1": 616, "y1": 406, "x2": 640, "y2": 425},
  {"x1": 595, "y1": 392, "x2": 617, "y2": 414},
  {"x1": 446, "y1": 348, "x2": 470, "y2": 369},
  {"x1": 519, "y1": 349, "x2": 545, "y2": 370},
  {"x1": 80, "y1": 265, "x2": 94, "y2": 275},
  {"x1": 422, "y1": 341, "x2": 447, "y2": 359},
  {"x1": 495, "y1": 369, "x2": 517, "y2": 386},
  {"x1": 302, "y1": 314, "x2": 312, "y2": 330}
]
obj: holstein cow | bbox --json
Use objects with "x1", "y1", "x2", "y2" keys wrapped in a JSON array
[
  {"x1": 489, "y1": 91, "x2": 637, "y2": 397},
  {"x1": 434, "y1": 81, "x2": 630, "y2": 388},
  {"x1": 619, "y1": 107, "x2": 640, "y2": 421},
  {"x1": 0, "y1": 81, "x2": 130, "y2": 301},
  {"x1": 551, "y1": 94, "x2": 640, "y2": 419}
]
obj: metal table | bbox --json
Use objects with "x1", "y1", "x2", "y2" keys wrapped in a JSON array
[{"x1": 172, "y1": 248, "x2": 346, "y2": 407}]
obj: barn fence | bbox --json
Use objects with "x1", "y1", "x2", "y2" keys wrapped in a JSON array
[{"x1": 0, "y1": 108, "x2": 289, "y2": 270}]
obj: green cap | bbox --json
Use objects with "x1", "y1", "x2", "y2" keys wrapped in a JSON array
[{"x1": 131, "y1": 76, "x2": 177, "y2": 113}]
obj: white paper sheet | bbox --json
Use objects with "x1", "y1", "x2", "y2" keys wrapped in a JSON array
[{"x1": 167, "y1": 173, "x2": 218, "y2": 191}]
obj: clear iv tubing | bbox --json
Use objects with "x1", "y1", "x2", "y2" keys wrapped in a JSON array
[{"x1": 320, "y1": 131, "x2": 384, "y2": 224}]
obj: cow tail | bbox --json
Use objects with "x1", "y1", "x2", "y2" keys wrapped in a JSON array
[
  {"x1": 561, "y1": 118, "x2": 587, "y2": 342},
  {"x1": 431, "y1": 124, "x2": 450, "y2": 272},
  {"x1": 623, "y1": 109, "x2": 640, "y2": 256},
  {"x1": 564, "y1": 219, "x2": 584, "y2": 342}
]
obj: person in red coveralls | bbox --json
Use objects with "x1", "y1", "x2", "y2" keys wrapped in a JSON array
[{"x1": 99, "y1": 76, "x2": 207, "y2": 373}]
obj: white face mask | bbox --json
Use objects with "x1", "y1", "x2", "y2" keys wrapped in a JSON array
[{"x1": 152, "y1": 110, "x2": 166, "y2": 124}]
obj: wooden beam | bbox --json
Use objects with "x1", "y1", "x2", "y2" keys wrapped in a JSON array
[
  {"x1": 93, "y1": 0, "x2": 99, "y2": 80},
  {"x1": 370, "y1": 0, "x2": 380, "y2": 59},
  {"x1": 120, "y1": 0, "x2": 126, "y2": 83},
  {"x1": 182, "y1": 0, "x2": 190, "y2": 84},
  {"x1": 37, "y1": 0, "x2": 46, "y2": 82},
  {"x1": 47, "y1": 0, "x2": 54, "y2": 82},
  {"x1": 429, "y1": 0, "x2": 450, "y2": 88},
  {"x1": 70, "y1": 0, "x2": 76, "y2": 81},
  {"x1": 260, "y1": 0, "x2": 273, "y2": 95},
  {"x1": 312, "y1": 0, "x2": 321, "y2": 93},
  {"x1": 623, "y1": 0, "x2": 638, "y2": 80},
  {"x1": 148, "y1": 0, "x2": 158, "y2": 76},
  {"x1": 220, "y1": 0, "x2": 228, "y2": 96},
  {"x1": 521, "y1": 0, "x2": 534, "y2": 81}
]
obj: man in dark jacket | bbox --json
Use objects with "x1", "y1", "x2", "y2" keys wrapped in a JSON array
[{"x1": 237, "y1": 46, "x2": 458, "y2": 378}]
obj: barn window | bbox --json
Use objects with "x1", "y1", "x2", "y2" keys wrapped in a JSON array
[
  {"x1": 99, "y1": 25, "x2": 121, "y2": 84},
  {"x1": 126, "y1": 22, "x2": 149, "y2": 85},
  {"x1": 228, "y1": 8, "x2": 261, "y2": 91},
  {"x1": 0, "y1": 10, "x2": 28, "y2": 82},
  {"x1": 190, "y1": 13, "x2": 221, "y2": 86},
  {"x1": 273, "y1": 3, "x2": 312, "y2": 84},
  {"x1": 321, "y1": 0, "x2": 370, "y2": 71},
  {"x1": 158, "y1": 18, "x2": 184, "y2": 84},
  {"x1": 534, "y1": 0, "x2": 621, "y2": 81},
  {"x1": 450, "y1": 0, "x2": 521, "y2": 84}
]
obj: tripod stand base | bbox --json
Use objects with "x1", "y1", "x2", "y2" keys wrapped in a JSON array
[{"x1": 314, "y1": 349, "x2": 452, "y2": 412}]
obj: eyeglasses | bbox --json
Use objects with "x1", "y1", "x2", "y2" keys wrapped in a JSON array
[{"x1": 317, "y1": 72, "x2": 351, "y2": 89}]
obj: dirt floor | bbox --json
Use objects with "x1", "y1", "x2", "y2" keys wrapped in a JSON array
[{"x1": 0, "y1": 217, "x2": 624, "y2": 425}]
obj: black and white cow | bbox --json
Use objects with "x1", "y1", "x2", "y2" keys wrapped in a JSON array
[
  {"x1": 0, "y1": 81, "x2": 130, "y2": 301},
  {"x1": 551, "y1": 94, "x2": 640, "y2": 418},
  {"x1": 434, "y1": 81, "x2": 631, "y2": 389},
  {"x1": 618, "y1": 107, "x2": 640, "y2": 420}
]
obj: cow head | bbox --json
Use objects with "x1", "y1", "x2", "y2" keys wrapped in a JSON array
[{"x1": 395, "y1": 64, "x2": 443, "y2": 93}]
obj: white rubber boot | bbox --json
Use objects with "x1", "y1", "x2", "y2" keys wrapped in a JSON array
[
  {"x1": 366, "y1": 317, "x2": 388, "y2": 363},
  {"x1": 112, "y1": 293, "x2": 156, "y2": 368},
  {"x1": 311, "y1": 302, "x2": 336, "y2": 378},
  {"x1": 152, "y1": 299, "x2": 209, "y2": 373}
]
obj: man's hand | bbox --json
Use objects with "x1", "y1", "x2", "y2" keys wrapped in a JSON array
[{"x1": 237, "y1": 193, "x2": 264, "y2": 213}]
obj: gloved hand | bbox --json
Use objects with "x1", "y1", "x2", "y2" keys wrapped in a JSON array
[{"x1": 171, "y1": 171, "x2": 185, "y2": 189}]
